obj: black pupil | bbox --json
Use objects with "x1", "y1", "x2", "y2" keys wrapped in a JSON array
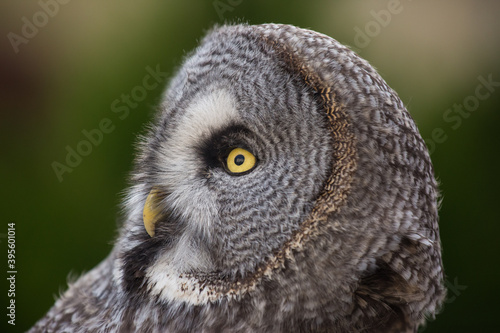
[{"x1": 234, "y1": 154, "x2": 245, "y2": 166}]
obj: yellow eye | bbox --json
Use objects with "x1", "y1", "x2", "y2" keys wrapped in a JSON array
[
  {"x1": 226, "y1": 148, "x2": 256, "y2": 174},
  {"x1": 143, "y1": 188, "x2": 164, "y2": 237}
]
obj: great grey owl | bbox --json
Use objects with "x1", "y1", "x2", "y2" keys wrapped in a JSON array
[{"x1": 30, "y1": 24, "x2": 445, "y2": 332}]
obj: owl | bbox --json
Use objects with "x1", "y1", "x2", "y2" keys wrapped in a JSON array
[{"x1": 30, "y1": 24, "x2": 445, "y2": 332}]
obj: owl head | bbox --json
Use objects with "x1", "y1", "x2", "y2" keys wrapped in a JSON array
[{"x1": 33, "y1": 24, "x2": 445, "y2": 332}]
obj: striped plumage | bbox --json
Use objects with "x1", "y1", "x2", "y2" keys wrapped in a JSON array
[{"x1": 30, "y1": 24, "x2": 445, "y2": 332}]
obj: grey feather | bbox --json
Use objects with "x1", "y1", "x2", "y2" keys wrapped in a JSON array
[{"x1": 30, "y1": 23, "x2": 445, "y2": 333}]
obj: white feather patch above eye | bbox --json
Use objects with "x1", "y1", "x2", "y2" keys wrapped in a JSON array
[{"x1": 161, "y1": 88, "x2": 239, "y2": 162}]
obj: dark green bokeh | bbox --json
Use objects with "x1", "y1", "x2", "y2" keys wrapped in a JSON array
[{"x1": 1, "y1": 1, "x2": 499, "y2": 331}]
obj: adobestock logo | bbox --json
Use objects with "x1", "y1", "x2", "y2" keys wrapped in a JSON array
[
  {"x1": 51, "y1": 65, "x2": 168, "y2": 182},
  {"x1": 425, "y1": 74, "x2": 498, "y2": 155},
  {"x1": 213, "y1": 0, "x2": 243, "y2": 21},
  {"x1": 353, "y1": 0, "x2": 411, "y2": 51},
  {"x1": 7, "y1": 0, "x2": 72, "y2": 54}
]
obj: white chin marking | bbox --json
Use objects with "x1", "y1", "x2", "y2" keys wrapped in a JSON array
[
  {"x1": 145, "y1": 244, "x2": 219, "y2": 305},
  {"x1": 146, "y1": 268, "x2": 214, "y2": 305}
]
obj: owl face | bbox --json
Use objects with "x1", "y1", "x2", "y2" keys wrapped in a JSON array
[
  {"x1": 118, "y1": 30, "x2": 336, "y2": 304},
  {"x1": 31, "y1": 24, "x2": 444, "y2": 333}
]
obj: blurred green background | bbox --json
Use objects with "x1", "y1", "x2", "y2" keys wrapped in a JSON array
[{"x1": 1, "y1": 0, "x2": 499, "y2": 331}]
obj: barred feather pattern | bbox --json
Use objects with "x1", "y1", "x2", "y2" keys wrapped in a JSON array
[{"x1": 30, "y1": 24, "x2": 445, "y2": 333}]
